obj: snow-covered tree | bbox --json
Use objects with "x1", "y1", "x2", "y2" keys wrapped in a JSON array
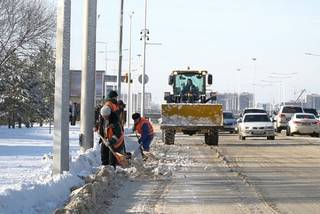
[{"x1": 0, "y1": 0, "x2": 55, "y2": 127}]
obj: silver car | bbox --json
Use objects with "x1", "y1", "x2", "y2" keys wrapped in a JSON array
[{"x1": 239, "y1": 113, "x2": 275, "y2": 140}]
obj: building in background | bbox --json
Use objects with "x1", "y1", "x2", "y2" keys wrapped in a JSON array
[
  {"x1": 239, "y1": 92, "x2": 254, "y2": 111},
  {"x1": 306, "y1": 94, "x2": 320, "y2": 110},
  {"x1": 70, "y1": 70, "x2": 105, "y2": 104},
  {"x1": 216, "y1": 93, "x2": 238, "y2": 113}
]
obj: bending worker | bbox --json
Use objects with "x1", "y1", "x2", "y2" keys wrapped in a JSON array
[
  {"x1": 99, "y1": 105, "x2": 125, "y2": 167},
  {"x1": 132, "y1": 113, "x2": 154, "y2": 151}
]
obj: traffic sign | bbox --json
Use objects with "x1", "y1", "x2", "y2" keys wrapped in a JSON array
[{"x1": 138, "y1": 74, "x2": 149, "y2": 84}]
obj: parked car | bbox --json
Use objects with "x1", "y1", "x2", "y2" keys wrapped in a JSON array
[
  {"x1": 222, "y1": 111, "x2": 237, "y2": 133},
  {"x1": 287, "y1": 113, "x2": 320, "y2": 137},
  {"x1": 274, "y1": 105, "x2": 303, "y2": 133},
  {"x1": 238, "y1": 113, "x2": 275, "y2": 140}
]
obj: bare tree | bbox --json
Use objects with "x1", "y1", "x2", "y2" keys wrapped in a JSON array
[
  {"x1": 0, "y1": 0, "x2": 55, "y2": 66},
  {"x1": 0, "y1": 0, "x2": 56, "y2": 127}
]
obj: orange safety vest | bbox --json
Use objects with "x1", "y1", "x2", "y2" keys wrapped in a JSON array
[
  {"x1": 106, "y1": 126, "x2": 124, "y2": 149},
  {"x1": 104, "y1": 100, "x2": 119, "y2": 113},
  {"x1": 135, "y1": 117, "x2": 154, "y2": 137}
]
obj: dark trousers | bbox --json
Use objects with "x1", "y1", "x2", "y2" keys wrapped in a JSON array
[{"x1": 100, "y1": 141, "x2": 110, "y2": 165}]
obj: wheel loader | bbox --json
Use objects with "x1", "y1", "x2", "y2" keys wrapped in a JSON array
[{"x1": 160, "y1": 69, "x2": 223, "y2": 145}]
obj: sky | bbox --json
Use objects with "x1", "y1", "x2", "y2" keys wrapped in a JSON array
[{"x1": 58, "y1": 0, "x2": 320, "y2": 104}]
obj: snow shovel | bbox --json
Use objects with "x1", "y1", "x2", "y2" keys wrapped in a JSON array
[
  {"x1": 96, "y1": 133, "x2": 129, "y2": 168},
  {"x1": 135, "y1": 132, "x2": 156, "y2": 160}
]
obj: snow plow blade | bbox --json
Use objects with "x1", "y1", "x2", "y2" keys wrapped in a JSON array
[{"x1": 161, "y1": 103, "x2": 223, "y2": 127}]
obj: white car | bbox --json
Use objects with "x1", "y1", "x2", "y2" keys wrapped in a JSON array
[
  {"x1": 274, "y1": 105, "x2": 304, "y2": 133},
  {"x1": 239, "y1": 113, "x2": 275, "y2": 140},
  {"x1": 287, "y1": 113, "x2": 320, "y2": 137}
]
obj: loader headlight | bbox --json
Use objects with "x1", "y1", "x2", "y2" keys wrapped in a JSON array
[{"x1": 201, "y1": 70, "x2": 207, "y2": 75}]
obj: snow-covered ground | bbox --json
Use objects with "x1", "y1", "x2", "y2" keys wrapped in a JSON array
[{"x1": 0, "y1": 124, "x2": 142, "y2": 214}]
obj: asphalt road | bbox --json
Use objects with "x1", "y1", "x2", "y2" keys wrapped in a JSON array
[{"x1": 108, "y1": 133, "x2": 320, "y2": 214}]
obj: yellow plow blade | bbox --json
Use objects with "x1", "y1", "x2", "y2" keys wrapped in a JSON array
[{"x1": 161, "y1": 103, "x2": 223, "y2": 126}]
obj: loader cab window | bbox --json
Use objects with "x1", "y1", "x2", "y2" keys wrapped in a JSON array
[{"x1": 174, "y1": 74, "x2": 204, "y2": 95}]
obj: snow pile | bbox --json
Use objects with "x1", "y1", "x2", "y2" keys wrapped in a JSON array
[
  {"x1": 54, "y1": 138, "x2": 192, "y2": 213},
  {"x1": 162, "y1": 114, "x2": 216, "y2": 126},
  {"x1": 0, "y1": 146, "x2": 101, "y2": 214}
]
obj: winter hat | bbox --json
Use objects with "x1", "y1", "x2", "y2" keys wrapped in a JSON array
[
  {"x1": 108, "y1": 90, "x2": 118, "y2": 98},
  {"x1": 132, "y1": 113, "x2": 141, "y2": 120},
  {"x1": 100, "y1": 106, "x2": 111, "y2": 117}
]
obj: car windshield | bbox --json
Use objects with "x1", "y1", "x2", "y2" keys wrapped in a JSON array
[
  {"x1": 244, "y1": 114, "x2": 270, "y2": 122},
  {"x1": 223, "y1": 112, "x2": 234, "y2": 119},
  {"x1": 244, "y1": 109, "x2": 266, "y2": 114},
  {"x1": 296, "y1": 114, "x2": 316, "y2": 119},
  {"x1": 282, "y1": 106, "x2": 303, "y2": 113},
  {"x1": 174, "y1": 73, "x2": 204, "y2": 95},
  {"x1": 303, "y1": 108, "x2": 318, "y2": 116}
]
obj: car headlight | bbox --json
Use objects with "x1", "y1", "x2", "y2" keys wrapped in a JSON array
[
  {"x1": 266, "y1": 126, "x2": 274, "y2": 129},
  {"x1": 245, "y1": 126, "x2": 250, "y2": 130}
]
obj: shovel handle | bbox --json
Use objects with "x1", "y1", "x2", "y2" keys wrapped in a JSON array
[{"x1": 95, "y1": 132, "x2": 127, "y2": 165}]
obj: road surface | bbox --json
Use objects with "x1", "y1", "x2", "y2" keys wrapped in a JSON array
[{"x1": 107, "y1": 133, "x2": 320, "y2": 214}]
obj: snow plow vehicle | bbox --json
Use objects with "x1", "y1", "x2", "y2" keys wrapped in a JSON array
[{"x1": 160, "y1": 69, "x2": 223, "y2": 145}]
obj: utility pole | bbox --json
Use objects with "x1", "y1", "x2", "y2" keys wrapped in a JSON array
[
  {"x1": 236, "y1": 68, "x2": 241, "y2": 113},
  {"x1": 141, "y1": 0, "x2": 148, "y2": 117},
  {"x1": 127, "y1": 12, "x2": 134, "y2": 127},
  {"x1": 53, "y1": 0, "x2": 71, "y2": 175},
  {"x1": 252, "y1": 57, "x2": 257, "y2": 108},
  {"x1": 80, "y1": 0, "x2": 97, "y2": 152},
  {"x1": 117, "y1": 0, "x2": 124, "y2": 96}
]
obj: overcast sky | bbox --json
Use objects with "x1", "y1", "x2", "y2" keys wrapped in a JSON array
[{"x1": 63, "y1": 0, "x2": 320, "y2": 104}]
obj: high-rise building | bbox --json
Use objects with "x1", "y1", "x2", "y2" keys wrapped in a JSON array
[
  {"x1": 306, "y1": 94, "x2": 320, "y2": 110},
  {"x1": 239, "y1": 92, "x2": 254, "y2": 111},
  {"x1": 216, "y1": 93, "x2": 238, "y2": 113}
]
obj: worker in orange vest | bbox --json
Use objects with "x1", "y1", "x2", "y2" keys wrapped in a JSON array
[
  {"x1": 132, "y1": 113, "x2": 154, "y2": 151},
  {"x1": 99, "y1": 105, "x2": 125, "y2": 167}
]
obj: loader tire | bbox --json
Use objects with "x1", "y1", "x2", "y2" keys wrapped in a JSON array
[
  {"x1": 205, "y1": 129, "x2": 219, "y2": 146},
  {"x1": 164, "y1": 129, "x2": 175, "y2": 145}
]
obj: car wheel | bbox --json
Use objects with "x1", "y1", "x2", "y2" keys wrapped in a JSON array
[
  {"x1": 267, "y1": 136, "x2": 275, "y2": 140},
  {"x1": 276, "y1": 127, "x2": 282, "y2": 133},
  {"x1": 286, "y1": 127, "x2": 291, "y2": 136}
]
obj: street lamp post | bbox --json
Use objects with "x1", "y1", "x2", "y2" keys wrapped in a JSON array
[
  {"x1": 117, "y1": 0, "x2": 124, "y2": 96},
  {"x1": 236, "y1": 68, "x2": 241, "y2": 113},
  {"x1": 80, "y1": 0, "x2": 97, "y2": 153},
  {"x1": 140, "y1": 0, "x2": 148, "y2": 117},
  {"x1": 252, "y1": 57, "x2": 257, "y2": 107},
  {"x1": 268, "y1": 73, "x2": 297, "y2": 105},
  {"x1": 127, "y1": 11, "x2": 134, "y2": 127},
  {"x1": 53, "y1": 0, "x2": 71, "y2": 175}
]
